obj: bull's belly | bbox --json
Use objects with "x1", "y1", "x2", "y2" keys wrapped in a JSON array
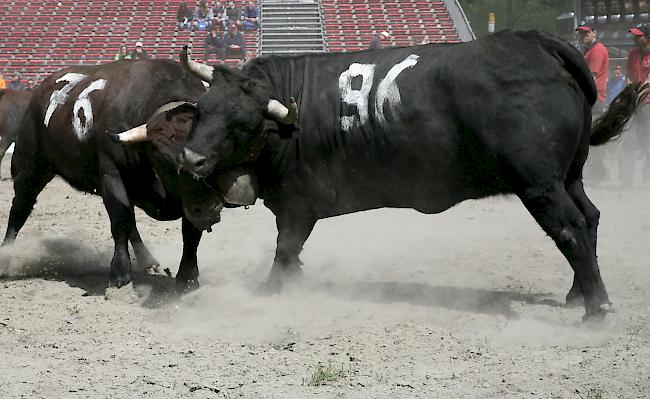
[{"x1": 265, "y1": 170, "x2": 512, "y2": 220}]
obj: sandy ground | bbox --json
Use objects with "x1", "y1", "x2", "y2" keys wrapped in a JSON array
[{"x1": 1, "y1": 154, "x2": 649, "y2": 399}]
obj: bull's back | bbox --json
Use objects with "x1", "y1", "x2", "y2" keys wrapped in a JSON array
[
  {"x1": 23, "y1": 61, "x2": 204, "y2": 191},
  {"x1": 262, "y1": 31, "x2": 591, "y2": 217}
]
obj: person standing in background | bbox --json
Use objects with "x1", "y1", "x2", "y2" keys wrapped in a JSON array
[{"x1": 576, "y1": 20, "x2": 609, "y2": 185}]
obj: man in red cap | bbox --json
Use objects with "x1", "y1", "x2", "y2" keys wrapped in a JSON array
[
  {"x1": 627, "y1": 23, "x2": 650, "y2": 86},
  {"x1": 577, "y1": 21, "x2": 609, "y2": 114},
  {"x1": 620, "y1": 23, "x2": 650, "y2": 186},
  {"x1": 577, "y1": 20, "x2": 609, "y2": 185}
]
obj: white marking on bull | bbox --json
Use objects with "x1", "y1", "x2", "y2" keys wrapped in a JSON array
[
  {"x1": 339, "y1": 63, "x2": 376, "y2": 132},
  {"x1": 374, "y1": 54, "x2": 419, "y2": 125},
  {"x1": 44, "y1": 73, "x2": 87, "y2": 127},
  {"x1": 338, "y1": 54, "x2": 420, "y2": 132},
  {"x1": 72, "y1": 79, "x2": 107, "y2": 140}
]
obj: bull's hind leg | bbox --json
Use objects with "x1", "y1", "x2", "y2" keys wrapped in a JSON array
[
  {"x1": 565, "y1": 179, "x2": 602, "y2": 306},
  {"x1": 519, "y1": 183, "x2": 610, "y2": 320},
  {"x1": 129, "y1": 222, "x2": 160, "y2": 273},
  {"x1": 0, "y1": 133, "x2": 13, "y2": 180},
  {"x1": 2, "y1": 166, "x2": 54, "y2": 245},
  {"x1": 260, "y1": 214, "x2": 316, "y2": 294}
]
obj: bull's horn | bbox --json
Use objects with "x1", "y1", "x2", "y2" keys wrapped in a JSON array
[
  {"x1": 114, "y1": 124, "x2": 148, "y2": 143},
  {"x1": 180, "y1": 45, "x2": 214, "y2": 83},
  {"x1": 267, "y1": 97, "x2": 298, "y2": 124}
]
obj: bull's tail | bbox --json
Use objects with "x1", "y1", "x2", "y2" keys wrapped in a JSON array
[{"x1": 590, "y1": 83, "x2": 649, "y2": 146}]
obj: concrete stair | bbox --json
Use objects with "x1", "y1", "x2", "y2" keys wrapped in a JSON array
[{"x1": 260, "y1": 1, "x2": 326, "y2": 55}]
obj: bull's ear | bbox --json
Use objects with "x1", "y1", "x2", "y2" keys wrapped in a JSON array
[
  {"x1": 262, "y1": 119, "x2": 298, "y2": 139},
  {"x1": 240, "y1": 77, "x2": 260, "y2": 95}
]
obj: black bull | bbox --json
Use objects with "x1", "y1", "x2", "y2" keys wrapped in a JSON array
[
  {"x1": 177, "y1": 30, "x2": 647, "y2": 320},
  {"x1": 0, "y1": 89, "x2": 32, "y2": 179},
  {"x1": 1, "y1": 60, "x2": 249, "y2": 289}
]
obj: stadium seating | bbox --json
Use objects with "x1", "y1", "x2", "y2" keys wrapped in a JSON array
[
  {"x1": 321, "y1": 0, "x2": 460, "y2": 52},
  {"x1": 0, "y1": 0, "x2": 462, "y2": 82},
  {"x1": 0, "y1": 0, "x2": 259, "y2": 82}
]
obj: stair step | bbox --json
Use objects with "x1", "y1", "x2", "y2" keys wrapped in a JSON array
[
  {"x1": 263, "y1": 36, "x2": 323, "y2": 42},
  {"x1": 263, "y1": 22, "x2": 321, "y2": 27},
  {"x1": 263, "y1": 49, "x2": 326, "y2": 55},
  {"x1": 260, "y1": 1, "x2": 325, "y2": 57},
  {"x1": 262, "y1": 44, "x2": 324, "y2": 49},
  {"x1": 263, "y1": 29, "x2": 323, "y2": 34},
  {"x1": 263, "y1": 9, "x2": 319, "y2": 14}
]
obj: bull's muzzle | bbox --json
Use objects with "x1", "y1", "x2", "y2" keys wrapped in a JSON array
[{"x1": 179, "y1": 148, "x2": 210, "y2": 177}]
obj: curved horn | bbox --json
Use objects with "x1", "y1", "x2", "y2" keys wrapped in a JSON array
[
  {"x1": 180, "y1": 45, "x2": 214, "y2": 83},
  {"x1": 113, "y1": 124, "x2": 148, "y2": 143},
  {"x1": 267, "y1": 97, "x2": 298, "y2": 124}
]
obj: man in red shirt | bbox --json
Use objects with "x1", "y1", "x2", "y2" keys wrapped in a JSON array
[
  {"x1": 621, "y1": 23, "x2": 650, "y2": 187},
  {"x1": 577, "y1": 21, "x2": 609, "y2": 114},
  {"x1": 577, "y1": 20, "x2": 609, "y2": 185}
]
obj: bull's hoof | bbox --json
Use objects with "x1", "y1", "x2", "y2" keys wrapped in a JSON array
[
  {"x1": 582, "y1": 303, "x2": 615, "y2": 323},
  {"x1": 109, "y1": 273, "x2": 132, "y2": 288},
  {"x1": 104, "y1": 282, "x2": 139, "y2": 303},
  {"x1": 564, "y1": 292, "x2": 584, "y2": 308},
  {"x1": 175, "y1": 278, "x2": 199, "y2": 294},
  {"x1": 144, "y1": 263, "x2": 162, "y2": 275},
  {"x1": 258, "y1": 267, "x2": 303, "y2": 296},
  {"x1": 134, "y1": 251, "x2": 161, "y2": 274}
]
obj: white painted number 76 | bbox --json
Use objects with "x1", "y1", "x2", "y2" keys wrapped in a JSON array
[{"x1": 44, "y1": 72, "x2": 107, "y2": 140}]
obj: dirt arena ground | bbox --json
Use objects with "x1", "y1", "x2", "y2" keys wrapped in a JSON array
[{"x1": 1, "y1": 154, "x2": 649, "y2": 398}]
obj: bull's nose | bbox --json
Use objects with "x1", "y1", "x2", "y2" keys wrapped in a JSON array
[{"x1": 180, "y1": 148, "x2": 207, "y2": 172}]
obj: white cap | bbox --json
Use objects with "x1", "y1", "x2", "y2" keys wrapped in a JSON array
[
  {"x1": 135, "y1": 41, "x2": 143, "y2": 47},
  {"x1": 380, "y1": 31, "x2": 390, "y2": 38}
]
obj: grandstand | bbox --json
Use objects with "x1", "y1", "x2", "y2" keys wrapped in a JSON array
[{"x1": 0, "y1": 0, "x2": 472, "y2": 83}]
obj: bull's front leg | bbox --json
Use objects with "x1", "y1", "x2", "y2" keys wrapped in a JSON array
[
  {"x1": 260, "y1": 215, "x2": 316, "y2": 294},
  {"x1": 129, "y1": 223, "x2": 161, "y2": 273},
  {"x1": 99, "y1": 167, "x2": 136, "y2": 288},
  {"x1": 175, "y1": 216, "x2": 203, "y2": 292}
]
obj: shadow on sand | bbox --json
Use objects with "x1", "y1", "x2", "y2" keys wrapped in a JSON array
[
  {"x1": 308, "y1": 279, "x2": 564, "y2": 318},
  {"x1": 1, "y1": 238, "x2": 567, "y2": 316},
  {"x1": 0, "y1": 238, "x2": 180, "y2": 308}
]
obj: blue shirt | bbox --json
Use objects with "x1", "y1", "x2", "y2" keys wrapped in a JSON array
[{"x1": 606, "y1": 76, "x2": 626, "y2": 104}]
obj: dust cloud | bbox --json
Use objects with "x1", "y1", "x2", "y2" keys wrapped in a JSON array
[{"x1": 150, "y1": 201, "x2": 613, "y2": 347}]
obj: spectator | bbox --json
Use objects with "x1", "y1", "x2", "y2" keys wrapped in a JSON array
[
  {"x1": 606, "y1": 65, "x2": 626, "y2": 105},
  {"x1": 212, "y1": 1, "x2": 228, "y2": 30},
  {"x1": 225, "y1": 1, "x2": 242, "y2": 27},
  {"x1": 7, "y1": 72, "x2": 25, "y2": 91},
  {"x1": 576, "y1": 20, "x2": 609, "y2": 185},
  {"x1": 26, "y1": 79, "x2": 35, "y2": 92},
  {"x1": 369, "y1": 31, "x2": 390, "y2": 50},
  {"x1": 0, "y1": 73, "x2": 5, "y2": 89},
  {"x1": 114, "y1": 45, "x2": 132, "y2": 60},
  {"x1": 619, "y1": 23, "x2": 650, "y2": 187},
  {"x1": 204, "y1": 26, "x2": 225, "y2": 62},
  {"x1": 194, "y1": 0, "x2": 214, "y2": 31},
  {"x1": 242, "y1": 1, "x2": 260, "y2": 31},
  {"x1": 223, "y1": 23, "x2": 246, "y2": 60},
  {"x1": 176, "y1": 1, "x2": 193, "y2": 30},
  {"x1": 576, "y1": 21, "x2": 609, "y2": 114},
  {"x1": 131, "y1": 41, "x2": 150, "y2": 60}
]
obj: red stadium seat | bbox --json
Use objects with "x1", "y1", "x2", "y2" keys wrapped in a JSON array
[
  {"x1": 1, "y1": 0, "x2": 260, "y2": 81},
  {"x1": 322, "y1": 0, "x2": 461, "y2": 52}
]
